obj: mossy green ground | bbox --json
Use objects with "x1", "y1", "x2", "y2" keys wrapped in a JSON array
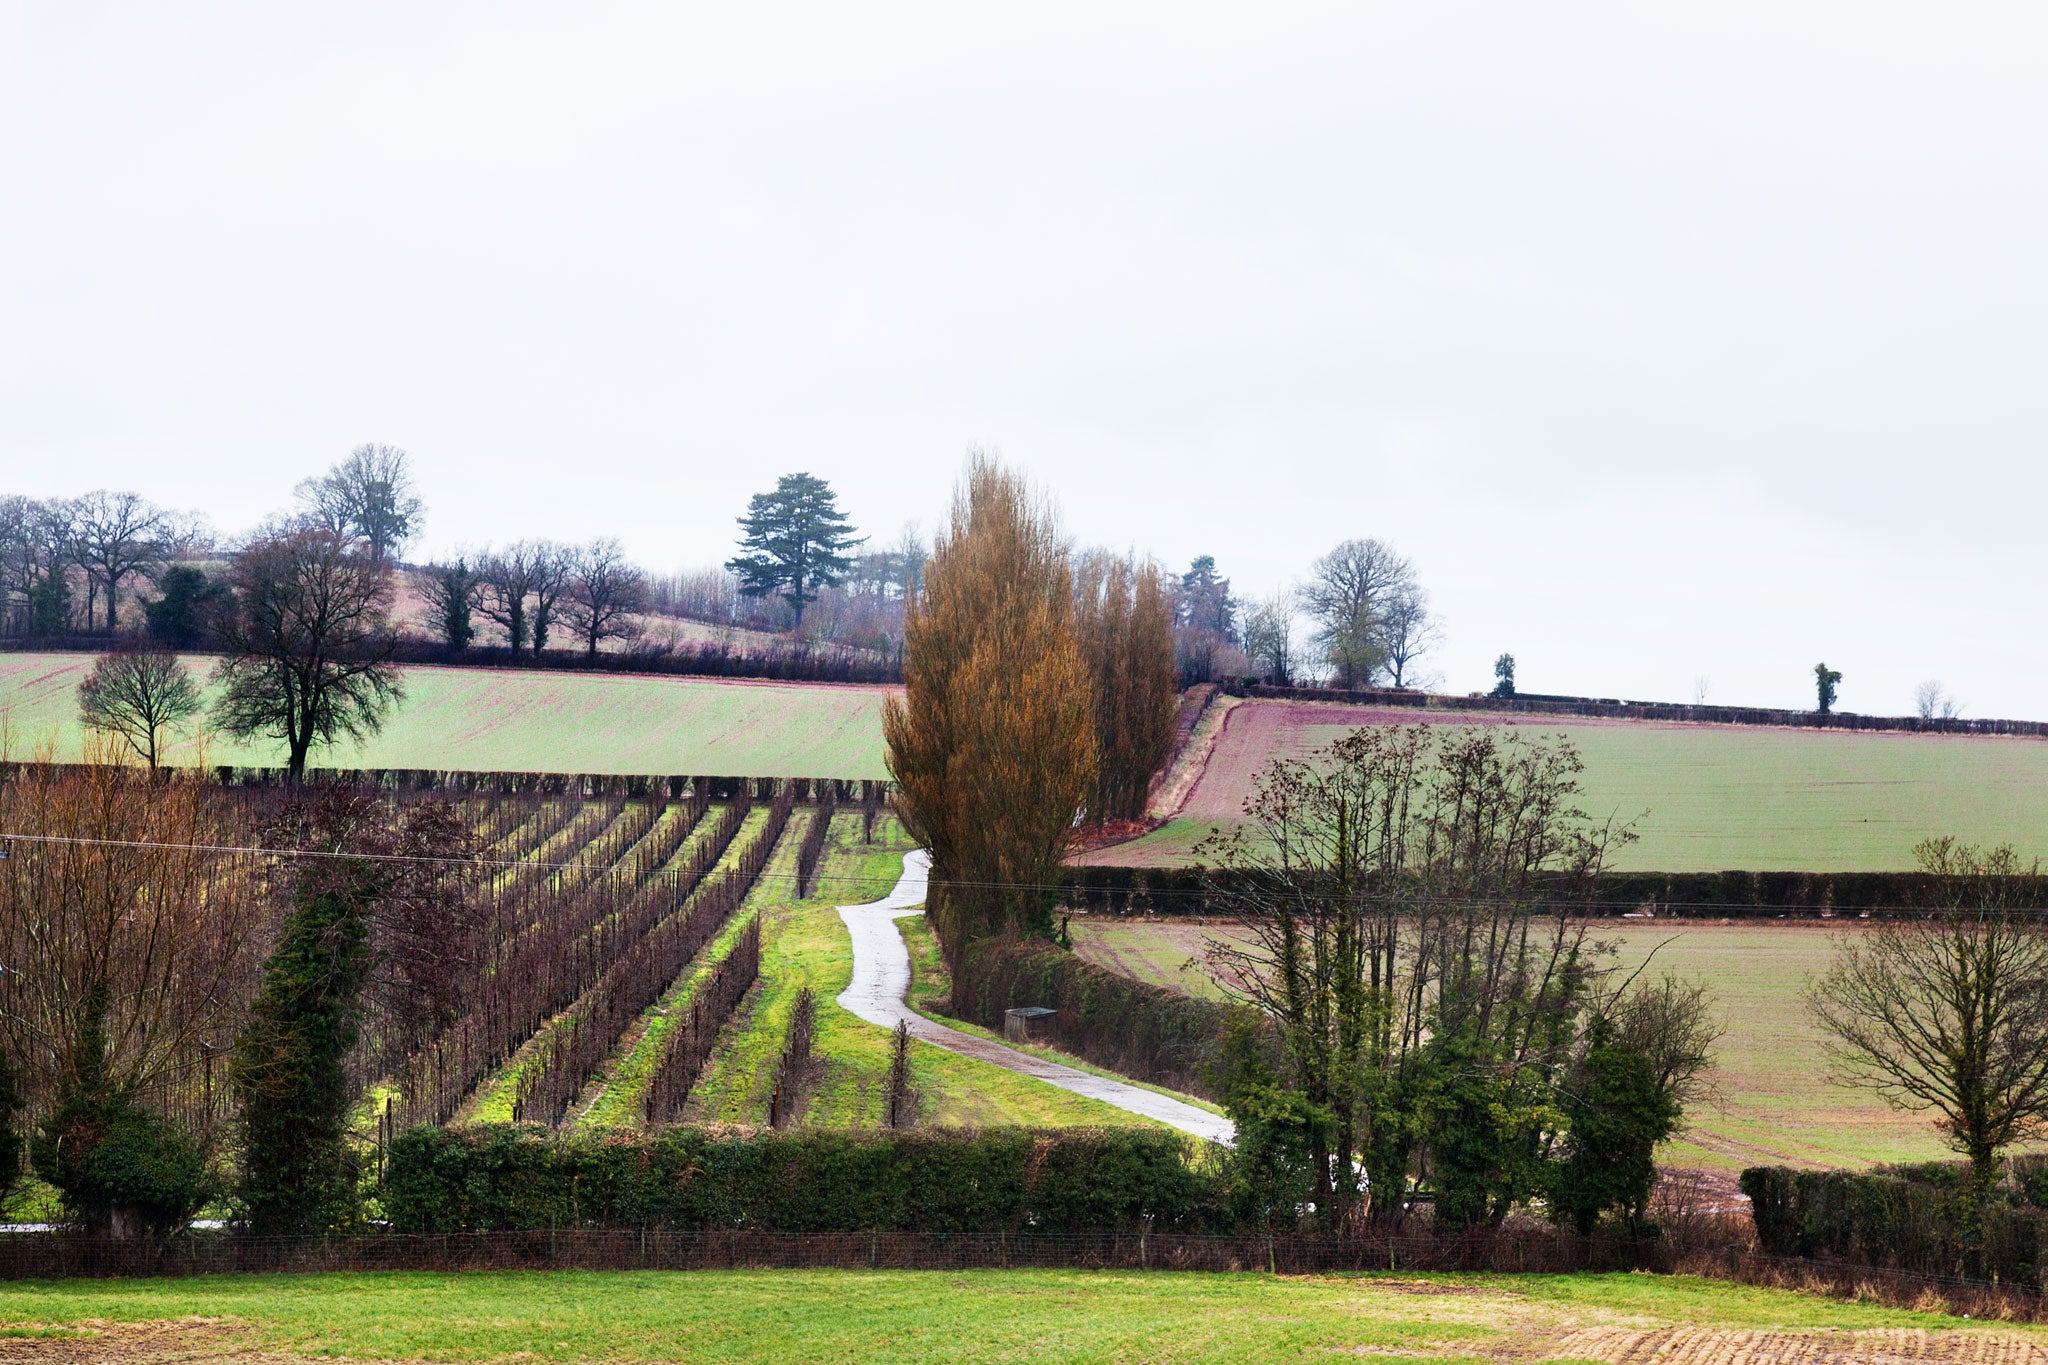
[
  {"x1": 685, "y1": 813, "x2": 1158, "y2": 1130},
  {"x1": 0, "y1": 1269, "x2": 2032, "y2": 1362},
  {"x1": 0, "y1": 651, "x2": 889, "y2": 779},
  {"x1": 1071, "y1": 918, "x2": 1975, "y2": 1172}
]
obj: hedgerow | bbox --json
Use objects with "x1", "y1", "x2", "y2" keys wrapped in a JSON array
[{"x1": 386, "y1": 1124, "x2": 1217, "y2": 1235}]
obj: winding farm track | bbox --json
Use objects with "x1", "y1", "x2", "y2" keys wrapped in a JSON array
[{"x1": 836, "y1": 852, "x2": 1235, "y2": 1145}]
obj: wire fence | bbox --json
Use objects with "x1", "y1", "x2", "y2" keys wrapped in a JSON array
[
  {"x1": 9, "y1": 1226, "x2": 2048, "y2": 1323},
  {"x1": 0, "y1": 1227, "x2": 1659, "y2": 1281}
]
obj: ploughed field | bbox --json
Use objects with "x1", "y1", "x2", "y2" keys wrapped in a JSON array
[
  {"x1": 1080, "y1": 697, "x2": 2048, "y2": 872},
  {"x1": 1070, "y1": 917, "x2": 1969, "y2": 1173},
  {"x1": 0, "y1": 652, "x2": 891, "y2": 779},
  {"x1": 4, "y1": 1267, "x2": 2040, "y2": 1363}
]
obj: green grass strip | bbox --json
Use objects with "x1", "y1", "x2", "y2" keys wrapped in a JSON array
[{"x1": 0, "y1": 1269, "x2": 2027, "y2": 1363}]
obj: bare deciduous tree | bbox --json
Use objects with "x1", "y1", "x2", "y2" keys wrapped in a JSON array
[
  {"x1": 1375, "y1": 582, "x2": 1440, "y2": 689},
  {"x1": 1915, "y1": 679, "x2": 1963, "y2": 720},
  {"x1": 1299, "y1": 538, "x2": 1415, "y2": 689},
  {"x1": 1202, "y1": 724, "x2": 1636, "y2": 1229},
  {"x1": 294, "y1": 443, "x2": 425, "y2": 562},
  {"x1": 475, "y1": 540, "x2": 568, "y2": 658},
  {"x1": 0, "y1": 496, "x2": 77, "y2": 636},
  {"x1": 1809, "y1": 837, "x2": 2048, "y2": 1194},
  {"x1": 1240, "y1": 591, "x2": 1296, "y2": 685},
  {"x1": 77, "y1": 643, "x2": 202, "y2": 769},
  {"x1": 211, "y1": 523, "x2": 404, "y2": 780},
  {"x1": 68, "y1": 491, "x2": 171, "y2": 631},
  {"x1": 0, "y1": 756, "x2": 268, "y2": 1147},
  {"x1": 565, "y1": 537, "x2": 650, "y2": 659}
]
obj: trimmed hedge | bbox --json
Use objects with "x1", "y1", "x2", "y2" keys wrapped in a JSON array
[
  {"x1": 386, "y1": 1125, "x2": 1217, "y2": 1235},
  {"x1": 1058, "y1": 866, "x2": 2048, "y2": 918},
  {"x1": 1741, "y1": 1163, "x2": 2048, "y2": 1288},
  {"x1": 940, "y1": 937, "x2": 1248, "y2": 1099},
  {"x1": 1226, "y1": 680, "x2": 2048, "y2": 738}
]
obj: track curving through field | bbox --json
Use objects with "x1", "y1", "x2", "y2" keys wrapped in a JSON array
[{"x1": 836, "y1": 852, "x2": 1235, "y2": 1145}]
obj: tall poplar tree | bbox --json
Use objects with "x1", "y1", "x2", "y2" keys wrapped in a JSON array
[
  {"x1": 1077, "y1": 552, "x2": 1178, "y2": 822},
  {"x1": 884, "y1": 454, "x2": 1095, "y2": 947}
]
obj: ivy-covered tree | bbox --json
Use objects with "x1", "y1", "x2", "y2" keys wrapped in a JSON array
[
  {"x1": 144, "y1": 565, "x2": 227, "y2": 648},
  {"x1": 417, "y1": 560, "x2": 484, "y2": 654},
  {"x1": 1491, "y1": 652, "x2": 1517, "y2": 699},
  {"x1": 726, "y1": 472, "x2": 863, "y2": 631},
  {"x1": 1814, "y1": 662, "x2": 1842, "y2": 715},
  {"x1": 1549, "y1": 1021, "x2": 1682, "y2": 1236},
  {"x1": 232, "y1": 788, "x2": 478, "y2": 1233}
]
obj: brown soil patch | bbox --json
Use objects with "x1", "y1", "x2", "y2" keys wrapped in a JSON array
[
  {"x1": 1548, "y1": 1325, "x2": 2048, "y2": 1363},
  {"x1": 0, "y1": 1318, "x2": 249, "y2": 1363}
]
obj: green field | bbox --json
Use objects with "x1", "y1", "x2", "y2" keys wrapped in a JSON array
[
  {"x1": 1071, "y1": 918, "x2": 1967, "y2": 1173},
  {"x1": 1083, "y1": 698, "x2": 2048, "y2": 872},
  {"x1": 15, "y1": 653, "x2": 2048, "y2": 871},
  {"x1": 0, "y1": 1268, "x2": 2028, "y2": 1363},
  {"x1": 0, "y1": 652, "x2": 891, "y2": 778}
]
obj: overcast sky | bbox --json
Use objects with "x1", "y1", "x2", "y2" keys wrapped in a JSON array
[{"x1": 4, "y1": 4, "x2": 2043, "y2": 715}]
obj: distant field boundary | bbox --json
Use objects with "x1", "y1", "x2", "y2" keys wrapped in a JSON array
[
  {"x1": 0, "y1": 761, "x2": 890, "y2": 803},
  {"x1": 1058, "y1": 864, "x2": 2048, "y2": 918},
  {"x1": 0, "y1": 635, "x2": 904, "y2": 686},
  {"x1": 1227, "y1": 681, "x2": 2048, "y2": 739}
]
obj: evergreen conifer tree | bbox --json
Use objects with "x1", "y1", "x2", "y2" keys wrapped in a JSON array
[{"x1": 725, "y1": 472, "x2": 862, "y2": 630}]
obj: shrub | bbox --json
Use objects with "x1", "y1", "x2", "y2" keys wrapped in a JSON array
[
  {"x1": 385, "y1": 1125, "x2": 1218, "y2": 1235},
  {"x1": 1740, "y1": 1163, "x2": 2048, "y2": 1288},
  {"x1": 30, "y1": 1093, "x2": 212, "y2": 1238}
]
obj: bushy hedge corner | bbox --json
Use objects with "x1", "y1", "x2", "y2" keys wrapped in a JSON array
[{"x1": 1741, "y1": 1163, "x2": 2048, "y2": 1288}]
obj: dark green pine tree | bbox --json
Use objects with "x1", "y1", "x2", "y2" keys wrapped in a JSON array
[{"x1": 725, "y1": 472, "x2": 863, "y2": 631}]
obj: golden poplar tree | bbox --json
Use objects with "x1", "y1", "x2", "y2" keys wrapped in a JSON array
[
  {"x1": 885, "y1": 454, "x2": 1096, "y2": 947},
  {"x1": 1076, "y1": 552, "x2": 1178, "y2": 822}
]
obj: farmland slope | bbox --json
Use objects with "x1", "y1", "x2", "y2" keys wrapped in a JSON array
[
  {"x1": 16, "y1": 655, "x2": 2048, "y2": 869},
  {"x1": 1069, "y1": 916, "x2": 1999, "y2": 1172},
  {"x1": 0, "y1": 652, "x2": 891, "y2": 779},
  {"x1": 1079, "y1": 697, "x2": 2048, "y2": 872}
]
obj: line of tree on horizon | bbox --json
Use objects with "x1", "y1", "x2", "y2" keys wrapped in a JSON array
[{"x1": 8, "y1": 446, "x2": 1983, "y2": 724}]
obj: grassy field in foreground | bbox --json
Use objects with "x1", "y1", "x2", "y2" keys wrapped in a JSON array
[
  {"x1": 684, "y1": 813, "x2": 1151, "y2": 1130},
  {"x1": 0, "y1": 1268, "x2": 2030, "y2": 1364},
  {"x1": 1083, "y1": 698, "x2": 2048, "y2": 872},
  {"x1": 1071, "y1": 918, "x2": 1964, "y2": 1172},
  {"x1": 0, "y1": 651, "x2": 891, "y2": 778}
]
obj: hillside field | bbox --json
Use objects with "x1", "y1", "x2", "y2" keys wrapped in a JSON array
[
  {"x1": 1071, "y1": 916, "x2": 1974, "y2": 1173},
  {"x1": 1082, "y1": 697, "x2": 2048, "y2": 872},
  {"x1": 0, "y1": 652, "x2": 891, "y2": 779},
  {"x1": 12, "y1": 655, "x2": 2048, "y2": 870},
  {"x1": 0, "y1": 1268, "x2": 2032, "y2": 1363}
]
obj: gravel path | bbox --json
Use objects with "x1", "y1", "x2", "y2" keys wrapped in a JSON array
[{"x1": 836, "y1": 851, "x2": 1235, "y2": 1145}]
